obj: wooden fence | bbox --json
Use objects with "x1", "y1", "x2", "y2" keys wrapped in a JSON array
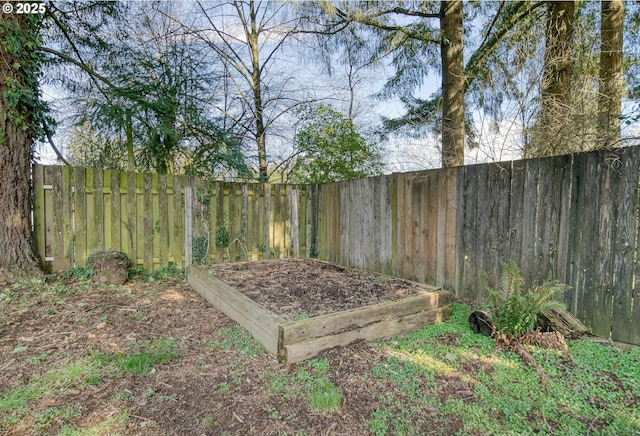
[
  {"x1": 32, "y1": 166, "x2": 306, "y2": 272},
  {"x1": 312, "y1": 147, "x2": 640, "y2": 344},
  {"x1": 33, "y1": 145, "x2": 640, "y2": 344}
]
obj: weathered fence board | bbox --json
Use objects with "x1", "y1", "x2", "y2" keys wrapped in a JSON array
[
  {"x1": 159, "y1": 175, "x2": 169, "y2": 268},
  {"x1": 551, "y1": 155, "x2": 573, "y2": 284},
  {"x1": 33, "y1": 166, "x2": 46, "y2": 265},
  {"x1": 492, "y1": 162, "x2": 513, "y2": 289},
  {"x1": 33, "y1": 145, "x2": 640, "y2": 345},
  {"x1": 74, "y1": 167, "x2": 87, "y2": 266},
  {"x1": 443, "y1": 169, "x2": 457, "y2": 290},
  {"x1": 173, "y1": 175, "x2": 183, "y2": 266},
  {"x1": 457, "y1": 164, "x2": 481, "y2": 300},
  {"x1": 610, "y1": 148, "x2": 640, "y2": 344}
]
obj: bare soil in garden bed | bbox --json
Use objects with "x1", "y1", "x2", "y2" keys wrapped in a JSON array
[{"x1": 202, "y1": 258, "x2": 432, "y2": 319}]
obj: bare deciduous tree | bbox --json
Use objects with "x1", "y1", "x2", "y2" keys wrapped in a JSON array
[{"x1": 188, "y1": 0, "x2": 305, "y2": 181}]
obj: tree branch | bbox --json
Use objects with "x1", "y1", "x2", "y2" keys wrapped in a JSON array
[
  {"x1": 43, "y1": 121, "x2": 70, "y2": 166},
  {"x1": 464, "y1": 1, "x2": 546, "y2": 92},
  {"x1": 362, "y1": 6, "x2": 440, "y2": 20},
  {"x1": 39, "y1": 46, "x2": 115, "y2": 88},
  {"x1": 335, "y1": 5, "x2": 440, "y2": 44}
]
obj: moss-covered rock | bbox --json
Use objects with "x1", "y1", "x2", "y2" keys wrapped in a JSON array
[{"x1": 87, "y1": 250, "x2": 130, "y2": 285}]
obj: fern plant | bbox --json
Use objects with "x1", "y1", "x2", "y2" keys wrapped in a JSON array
[{"x1": 486, "y1": 261, "x2": 568, "y2": 338}]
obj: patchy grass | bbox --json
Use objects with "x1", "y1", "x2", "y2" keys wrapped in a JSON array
[
  {"x1": 306, "y1": 377, "x2": 343, "y2": 413},
  {"x1": 265, "y1": 358, "x2": 344, "y2": 414},
  {"x1": 363, "y1": 302, "x2": 640, "y2": 435},
  {"x1": 0, "y1": 359, "x2": 109, "y2": 430},
  {"x1": 205, "y1": 325, "x2": 267, "y2": 357},
  {"x1": 0, "y1": 272, "x2": 638, "y2": 435},
  {"x1": 92, "y1": 338, "x2": 180, "y2": 376}
]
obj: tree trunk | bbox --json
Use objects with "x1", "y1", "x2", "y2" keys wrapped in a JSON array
[
  {"x1": 159, "y1": 102, "x2": 179, "y2": 175},
  {"x1": 248, "y1": 0, "x2": 268, "y2": 181},
  {"x1": 598, "y1": 0, "x2": 624, "y2": 148},
  {"x1": 126, "y1": 108, "x2": 135, "y2": 171},
  {"x1": 440, "y1": 0, "x2": 465, "y2": 167},
  {"x1": 469, "y1": 310, "x2": 495, "y2": 337},
  {"x1": 0, "y1": 14, "x2": 43, "y2": 282},
  {"x1": 537, "y1": 309, "x2": 590, "y2": 339},
  {"x1": 527, "y1": 1, "x2": 575, "y2": 158}
]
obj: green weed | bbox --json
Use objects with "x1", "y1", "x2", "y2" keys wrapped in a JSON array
[
  {"x1": 218, "y1": 382, "x2": 230, "y2": 394},
  {"x1": 206, "y1": 325, "x2": 266, "y2": 357},
  {"x1": 27, "y1": 353, "x2": 48, "y2": 365},
  {"x1": 142, "y1": 264, "x2": 185, "y2": 281},
  {"x1": 294, "y1": 312, "x2": 309, "y2": 321},
  {"x1": 92, "y1": 338, "x2": 180, "y2": 376},
  {"x1": 83, "y1": 374, "x2": 102, "y2": 386},
  {"x1": 12, "y1": 345, "x2": 28, "y2": 354},
  {"x1": 117, "y1": 339, "x2": 179, "y2": 375},
  {"x1": 125, "y1": 263, "x2": 185, "y2": 281},
  {"x1": 34, "y1": 406, "x2": 79, "y2": 431},
  {"x1": 304, "y1": 358, "x2": 330, "y2": 377},
  {"x1": 306, "y1": 377, "x2": 342, "y2": 413},
  {"x1": 266, "y1": 371, "x2": 290, "y2": 396},
  {"x1": 0, "y1": 382, "x2": 52, "y2": 413},
  {"x1": 58, "y1": 267, "x2": 93, "y2": 281},
  {"x1": 263, "y1": 359, "x2": 344, "y2": 414},
  {"x1": 375, "y1": 274, "x2": 392, "y2": 283},
  {"x1": 201, "y1": 414, "x2": 215, "y2": 428},
  {"x1": 114, "y1": 390, "x2": 135, "y2": 402},
  {"x1": 264, "y1": 404, "x2": 282, "y2": 420},
  {"x1": 368, "y1": 408, "x2": 391, "y2": 436},
  {"x1": 297, "y1": 359, "x2": 343, "y2": 413}
]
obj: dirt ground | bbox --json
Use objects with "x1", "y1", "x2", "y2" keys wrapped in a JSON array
[
  {"x1": 204, "y1": 258, "x2": 431, "y2": 319},
  {"x1": 0, "y1": 263, "x2": 467, "y2": 435}
]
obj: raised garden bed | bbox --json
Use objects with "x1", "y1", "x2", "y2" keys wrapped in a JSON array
[{"x1": 187, "y1": 259, "x2": 451, "y2": 363}]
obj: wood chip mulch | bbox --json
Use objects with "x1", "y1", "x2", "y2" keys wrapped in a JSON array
[{"x1": 202, "y1": 258, "x2": 432, "y2": 319}]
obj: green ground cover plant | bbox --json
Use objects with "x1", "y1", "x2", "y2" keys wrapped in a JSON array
[
  {"x1": 365, "y1": 302, "x2": 640, "y2": 435},
  {"x1": 264, "y1": 357, "x2": 344, "y2": 414},
  {"x1": 206, "y1": 325, "x2": 268, "y2": 357}
]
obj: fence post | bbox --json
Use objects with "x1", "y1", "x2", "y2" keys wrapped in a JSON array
[{"x1": 185, "y1": 185, "x2": 192, "y2": 267}]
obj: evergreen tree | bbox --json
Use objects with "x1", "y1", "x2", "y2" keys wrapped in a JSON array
[
  {"x1": 326, "y1": 1, "x2": 465, "y2": 167},
  {"x1": 598, "y1": 0, "x2": 625, "y2": 148},
  {"x1": 527, "y1": 1, "x2": 575, "y2": 158},
  {"x1": 0, "y1": 13, "x2": 46, "y2": 280},
  {"x1": 44, "y1": 2, "x2": 248, "y2": 177}
]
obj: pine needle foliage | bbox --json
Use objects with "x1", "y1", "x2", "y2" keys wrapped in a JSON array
[{"x1": 486, "y1": 260, "x2": 568, "y2": 338}]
